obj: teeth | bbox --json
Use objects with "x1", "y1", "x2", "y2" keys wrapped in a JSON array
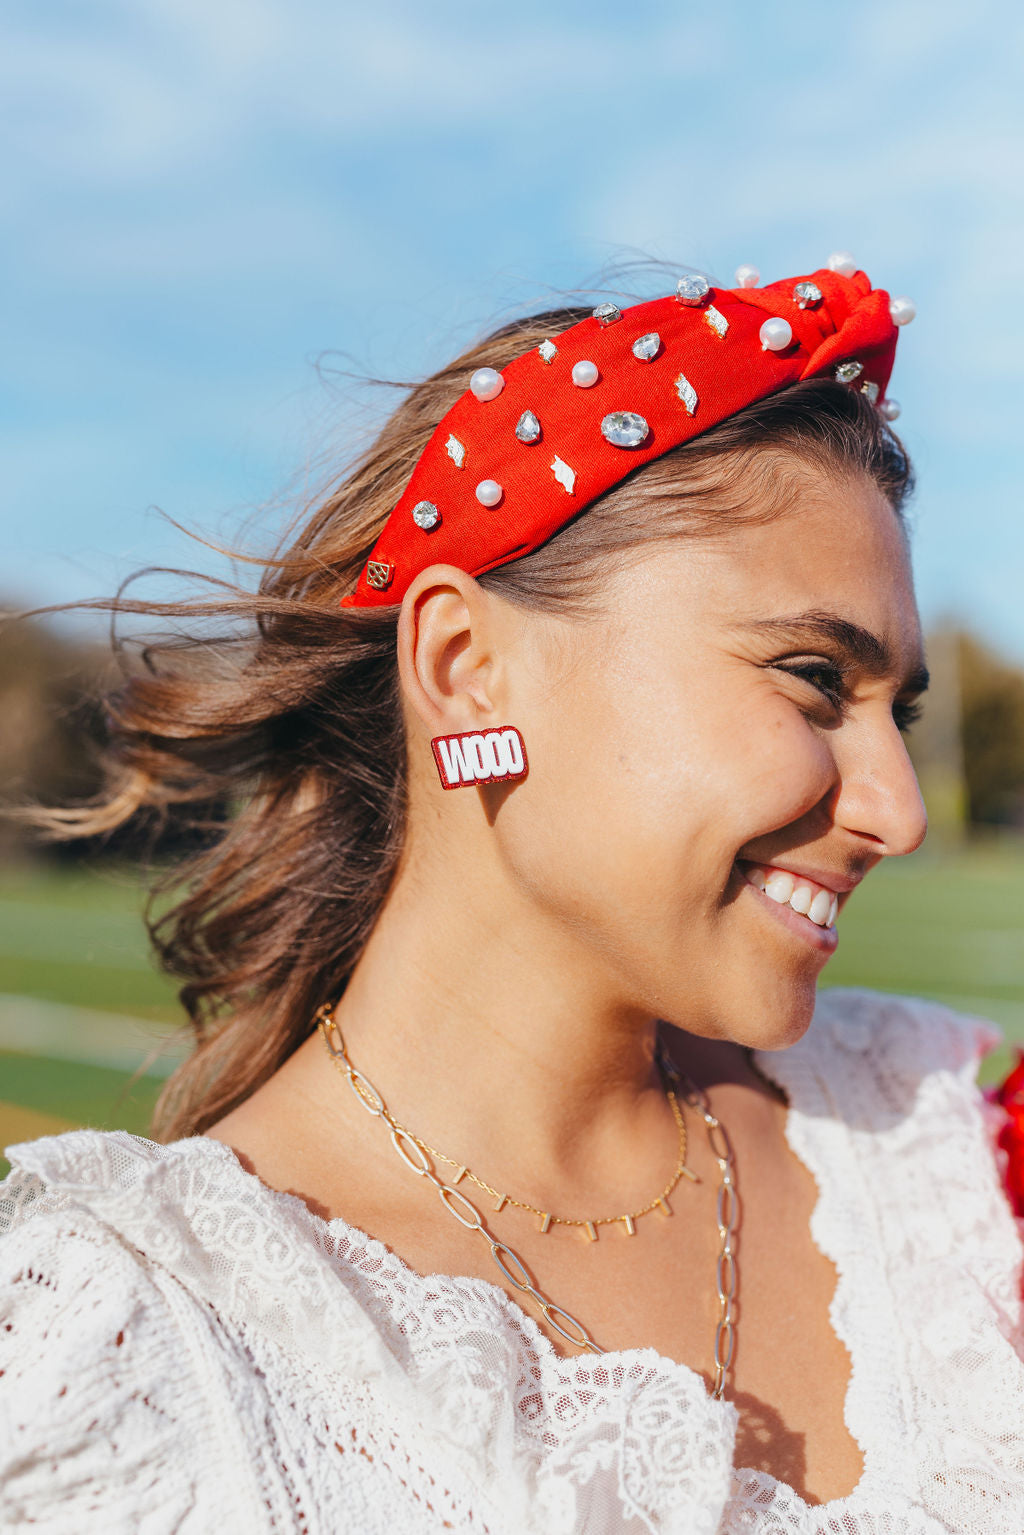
[
  {"x1": 764, "y1": 872, "x2": 795, "y2": 904},
  {"x1": 746, "y1": 864, "x2": 840, "y2": 928}
]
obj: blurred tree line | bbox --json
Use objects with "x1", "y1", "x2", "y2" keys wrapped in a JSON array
[
  {"x1": 959, "y1": 635, "x2": 1024, "y2": 826},
  {"x1": 907, "y1": 626, "x2": 1024, "y2": 837},
  {"x1": 1, "y1": 609, "x2": 1023, "y2": 860}
]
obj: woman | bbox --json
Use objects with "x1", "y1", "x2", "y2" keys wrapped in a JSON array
[{"x1": 2, "y1": 261, "x2": 1023, "y2": 1534}]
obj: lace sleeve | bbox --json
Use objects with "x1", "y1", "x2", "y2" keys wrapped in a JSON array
[{"x1": 0, "y1": 1204, "x2": 239, "y2": 1533}]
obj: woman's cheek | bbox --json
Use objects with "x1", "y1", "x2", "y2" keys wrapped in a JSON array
[{"x1": 746, "y1": 707, "x2": 837, "y2": 827}]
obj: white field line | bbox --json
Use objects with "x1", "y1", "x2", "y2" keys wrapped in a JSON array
[{"x1": 0, "y1": 993, "x2": 188, "y2": 1078}]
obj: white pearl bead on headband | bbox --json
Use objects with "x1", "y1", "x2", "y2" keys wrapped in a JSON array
[
  {"x1": 828, "y1": 251, "x2": 857, "y2": 276},
  {"x1": 759, "y1": 317, "x2": 793, "y2": 352},
  {"x1": 475, "y1": 479, "x2": 503, "y2": 507},
  {"x1": 470, "y1": 367, "x2": 504, "y2": 402},
  {"x1": 571, "y1": 360, "x2": 599, "y2": 388}
]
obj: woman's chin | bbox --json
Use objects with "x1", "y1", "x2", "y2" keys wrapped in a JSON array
[
  {"x1": 719, "y1": 964, "x2": 822, "y2": 1053},
  {"x1": 654, "y1": 960, "x2": 820, "y2": 1054}
]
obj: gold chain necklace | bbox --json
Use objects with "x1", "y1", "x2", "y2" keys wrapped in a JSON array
[
  {"x1": 315, "y1": 1004, "x2": 742, "y2": 1398},
  {"x1": 407, "y1": 1056, "x2": 694, "y2": 1241}
]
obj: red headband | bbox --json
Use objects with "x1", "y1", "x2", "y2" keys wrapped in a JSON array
[{"x1": 341, "y1": 262, "x2": 913, "y2": 609}]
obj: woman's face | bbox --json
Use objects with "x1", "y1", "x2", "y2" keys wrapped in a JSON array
[{"x1": 493, "y1": 461, "x2": 929, "y2": 1049}]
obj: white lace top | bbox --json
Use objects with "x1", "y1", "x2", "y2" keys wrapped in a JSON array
[{"x1": 2, "y1": 989, "x2": 1023, "y2": 1534}]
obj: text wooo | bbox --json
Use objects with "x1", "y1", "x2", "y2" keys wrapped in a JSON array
[{"x1": 431, "y1": 727, "x2": 528, "y2": 790}]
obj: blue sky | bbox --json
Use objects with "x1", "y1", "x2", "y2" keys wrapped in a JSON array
[{"x1": 4, "y1": 0, "x2": 1024, "y2": 656}]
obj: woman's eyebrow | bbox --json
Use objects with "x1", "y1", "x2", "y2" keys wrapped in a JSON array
[{"x1": 740, "y1": 609, "x2": 930, "y2": 693}]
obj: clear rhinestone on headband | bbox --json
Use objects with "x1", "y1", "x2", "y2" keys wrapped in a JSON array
[
  {"x1": 835, "y1": 360, "x2": 864, "y2": 383},
  {"x1": 632, "y1": 332, "x2": 661, "y2": 361},
  {"x1": 412, "y1": 500, "x2": 440, "y2": 531},
  {"x1": 593, "y1": 303, "x2": 622, "y2": 326},
  {"x1": 704, "y1": 305, "x2": 729, "y2": 339},
  {"x1": 515, "y1": 410, "x2": 542, "y2": 443},
  {"x1": 538, "y1": 340, "x2": 558, "y2": 363},
  {"x1": 860, "y1": 380, "x2": 880, "y2": 404},
  {"x1": 793, "y1": 281, "x2": 823, "y2": 309},
  {"x1": 676, "y1": 275, "x2": 711, "y2": 307},
  {"x1": 551, "y1": 456, "x2": 576, "y2": 493},
  {"x1": 446, "y1": 434, "x2": 466, "y2": 468},
  {"x1": 674, "y1": 373, "x2": 698, "y2": 415},
  {"x1": 601, "y1": 411, "x2": 649, "y2": 449}
]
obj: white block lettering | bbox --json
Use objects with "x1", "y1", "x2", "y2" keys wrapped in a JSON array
[
  {"x1": 431, "y1": 726, "x2": 529, "y2": 791},
  {"x1": 483, "y1": 731, "x2": 507, "y2": 774},
  {"x1": 500, "y1": 727, "x2": 524, "y2": 774},
  {"x1": 468, "y1": 735, "x2": 491, "y2": 779},
  {"x1": 436, "y1": 735, "x2": 477, "y2": 786}
]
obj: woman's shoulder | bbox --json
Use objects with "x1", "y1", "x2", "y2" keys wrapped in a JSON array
[
  {"x1": 0, "y1": 1131, "x2": 255, "y2": 1360},
  {"x1": 0, "y1": 1129, "x2": 309, "y2": 1320},
  {"x1": 0, "y1": 1128, "x2": 231, "y2": 1285},
  {"x1": 1, "y1": 1128, "x2": 413, "y2": 1395},
  {"x1": 0, "y1": 1152, "x2": 180, "y2": 1397},
  {"x1": 1, "y1": 1124, "x2": 284, "y2": 1246},
  {"x1": 0, "y1": 1129, "x2": 191, "y2": 1288},
  {"x1": 0, "y1": 1132, "x2": 239, "y2": 1528}
]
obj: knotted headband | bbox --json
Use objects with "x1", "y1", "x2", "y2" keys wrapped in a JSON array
[{"x1": 341, "y1": 260, "x2": 914, "y2": 609}]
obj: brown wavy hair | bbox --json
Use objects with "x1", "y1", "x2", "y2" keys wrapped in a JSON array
[{"x1": 20, "y1": 303, "x2": 914, "y2": 1139}]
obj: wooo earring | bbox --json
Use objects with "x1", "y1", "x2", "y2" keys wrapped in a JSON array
[{"x1": 431, "y1": 726, "x2": 529, "y2": 790}]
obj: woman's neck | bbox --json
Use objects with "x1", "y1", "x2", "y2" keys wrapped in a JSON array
[{"x1": 323, "y1": 849, "x2": 753, "y2": 1213}]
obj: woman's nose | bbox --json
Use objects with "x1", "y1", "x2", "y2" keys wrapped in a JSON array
[{"x1": 829, "y1": 720, "x2": 928, "y2": 857}]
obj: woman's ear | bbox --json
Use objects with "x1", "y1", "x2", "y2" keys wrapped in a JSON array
[{"x1": 397, "y1": 565, "x2": 504, "y2": 736}]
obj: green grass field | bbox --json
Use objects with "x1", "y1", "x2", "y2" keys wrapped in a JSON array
[
  {"x1": 1, "y1": 843, "x2": 1022, "y2": 1178},
  {"x1": 0, "y1": 863, "x2": 182, "y2": 1176}
]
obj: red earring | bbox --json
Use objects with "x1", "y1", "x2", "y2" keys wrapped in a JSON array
[{"x1": 431, "y1": 727, "x2": 528, "y2": 791}]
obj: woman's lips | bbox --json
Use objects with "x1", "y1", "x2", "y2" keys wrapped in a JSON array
[
  {"x1": 742, "y1": 864, "x2": 839, "y2": 928},
  {"x1": 738, "y1": 861, "x2": 840, "y2": 954}
]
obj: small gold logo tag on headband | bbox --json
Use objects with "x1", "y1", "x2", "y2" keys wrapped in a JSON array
[{"x1": 366, "y1": 560, "x2": 395, "y2": 591}]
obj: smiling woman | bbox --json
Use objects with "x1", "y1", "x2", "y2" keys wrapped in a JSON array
[{"x1": 2, "y1": 266, "x2": 1023, "y2": 1535}]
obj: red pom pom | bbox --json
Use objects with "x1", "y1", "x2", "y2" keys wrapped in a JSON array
[{"x1": 986, "y1": 1049, "x2": 1024, "y2": 1218}]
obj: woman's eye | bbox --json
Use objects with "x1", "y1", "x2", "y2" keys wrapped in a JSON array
[
  {"x1": 779, "y1": 662, "x2": 845, "y2": 707},
  {"x1": 892, "y1": 698, "x2": 924, "y2": 734}
]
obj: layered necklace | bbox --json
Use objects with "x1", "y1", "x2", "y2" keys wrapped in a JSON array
[{"x1": 316, "y1": 1003, "x2": 782, "y2": 1399}]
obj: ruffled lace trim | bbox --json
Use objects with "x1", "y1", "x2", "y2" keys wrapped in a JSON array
[{"x1": 727, "y1": 989, "x2": 1024, "y2": 1531}]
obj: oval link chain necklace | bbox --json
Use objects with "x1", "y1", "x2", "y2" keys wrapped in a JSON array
[{"x1": 316, "y1": 1004, "x2": 745, "y2": 1398}]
